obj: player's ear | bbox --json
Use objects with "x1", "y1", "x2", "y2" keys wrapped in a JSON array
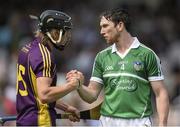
[{"x1": 117, "y1": 21, "x2": 124, "y2": 32}]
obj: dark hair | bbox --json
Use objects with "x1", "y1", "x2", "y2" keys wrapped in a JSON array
[{"x1": 100, "y1": 8, "x2": 131, "y2": 32}]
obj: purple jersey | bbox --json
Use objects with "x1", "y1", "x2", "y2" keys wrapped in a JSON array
[{"x1": 16, "y1": 38, "x2": 57, "y2": 126}]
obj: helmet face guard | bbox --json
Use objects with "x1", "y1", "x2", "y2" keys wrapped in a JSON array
[
  {"x1": 48, "y1": 29, "x2": 72, "y2": 50},
  {"x1": 38, "y1": 10, "x2": 73, "y2": 50}
]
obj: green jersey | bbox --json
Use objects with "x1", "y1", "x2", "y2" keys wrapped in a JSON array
[{"x1": 91, "y1": 37, "x2": 164, "y2": 118}]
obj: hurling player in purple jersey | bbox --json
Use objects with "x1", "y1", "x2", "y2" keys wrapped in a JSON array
[{"x1": 16, "y1": 10, "x2": 80, "y2": 126}]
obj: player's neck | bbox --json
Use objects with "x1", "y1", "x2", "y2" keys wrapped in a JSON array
[
  {"x1": 38, "y1": 33, "x2": 53, "y2": 51},
  {"x1": 116, "y1": 32, "x2": 134, "y2": 53},
  {"x1": 46, "y1": 40, "x2": 54, "y2": 51}
]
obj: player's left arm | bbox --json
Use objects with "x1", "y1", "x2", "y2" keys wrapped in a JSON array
[
  {"x1": 55, "y1": 100, "x2": 80, "y2": 122},
  {"x1": 151, "y1": 80, "x2": 169, "y2": 126}
]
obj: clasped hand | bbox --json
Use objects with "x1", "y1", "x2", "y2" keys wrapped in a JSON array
[{"x1": 66, "y1": 70, "x2": 84, "y2": 89}]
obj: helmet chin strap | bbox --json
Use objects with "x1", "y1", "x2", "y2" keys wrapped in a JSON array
[{"x1": 46, "y1": 29, "x2": 63, "y2": 44}]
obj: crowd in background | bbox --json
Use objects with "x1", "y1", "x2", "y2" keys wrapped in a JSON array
[{"x1": 0, "y1": 0, "x2": 180, "y2": 125}]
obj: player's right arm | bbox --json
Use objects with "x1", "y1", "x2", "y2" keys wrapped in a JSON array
[
  {"x1": 66, "y1": 70, "x2": 103, "y2": 104},
  {"x1": 77, "y1": 81, "x2": 103, "y2": 104},
  {"x1": 36, "y1": 77, "x2": 79, "y2": 104},
  {"x1": 31, "y1": 43, "x2": 79, "y2": 104},
  {"x1": 72, "y1": 53, "x2": 103, "y2": 104}
]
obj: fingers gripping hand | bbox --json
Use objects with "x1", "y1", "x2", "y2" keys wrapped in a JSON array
[
  {"x1": 68, "y1": 114, "x2": 80, "y2": 122},
  {"x1": 67, "y1": 106, "x2": 80, "y2": 122},
  {"x1": 66, "y1": 70, "x2": 84, "y2": 88},
  {"x1": 66, "y1": 77, "x2": 80, "y2": 89},
  {"x1": 66, "y1": 70, "x2": 79, "y2": 79}
]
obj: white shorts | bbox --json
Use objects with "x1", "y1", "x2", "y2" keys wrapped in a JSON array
[{"x1": 99, "y1": 115, "x2": 152, "y2": 127}]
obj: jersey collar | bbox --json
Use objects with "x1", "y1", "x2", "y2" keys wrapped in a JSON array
[{"x1": 111, "y1": 37, "x2": 140, "y2": 53}]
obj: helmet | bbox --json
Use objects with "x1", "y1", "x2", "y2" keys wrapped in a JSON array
[
  {"x1": 35, "y1": 10, "x2": 73, "y2": 50},
  {"x1": 38, "y1": 10, "x2": 73, "y2": 33}
]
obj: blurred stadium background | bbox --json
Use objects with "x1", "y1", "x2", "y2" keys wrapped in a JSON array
[{"x1": 0, "y1": 0, "x2": 180, "y2": 126}]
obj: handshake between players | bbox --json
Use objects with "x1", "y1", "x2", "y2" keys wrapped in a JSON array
[{"x1": 66, "y1": 70, "x2": 84, "y2": 90}]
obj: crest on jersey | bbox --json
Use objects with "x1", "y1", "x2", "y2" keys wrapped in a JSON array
[{"x1": 133, "y1": 61, "x2": 143, "y2": 71}]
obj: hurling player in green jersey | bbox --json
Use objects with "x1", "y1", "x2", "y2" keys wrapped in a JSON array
[{"x1": 66, "y1": 8, "x2": 169, "y2": 126}]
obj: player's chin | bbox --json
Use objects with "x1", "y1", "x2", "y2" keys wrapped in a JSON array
[{"x1": 106, "y1": 40, "x2": 114, "y2": 45}]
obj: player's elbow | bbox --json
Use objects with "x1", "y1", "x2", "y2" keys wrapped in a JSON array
[
  {"x1": 39, "y1": 95, "x2": 49, "y2": 104},
  {"x1": 84, "y1": 96, "x2": 98, "y2": 104},
  {"x1": 86, "y1": 99, "x2": 96, "y2": 104},
  {"x1": 38, "y1": 91, "x2": 53, "y2": 104},
  {"x1": 81, "y1": 91, "x2": 99, "y2": 104}
]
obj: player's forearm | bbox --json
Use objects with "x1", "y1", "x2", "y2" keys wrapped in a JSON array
[
  {"x1": 156, "y1": 89, "x2": 169, "y2": 126},
  {"x1": 77, "y1": 85, "x2": 98, "y2": 104},
  {"x1": 55, "y1": 100, "x2": 69, "y2": 111},
  {"x1": 41, "y1": 84, "x2": 75, "y2": 103}
]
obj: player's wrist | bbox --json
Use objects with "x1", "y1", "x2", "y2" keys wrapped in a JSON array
[
  {"x1": 67, "y1": 81, "x2": 77, "y2": 90},
  {"x1": 76, "y1": 78, "x2": 82, "y2": 90}
]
